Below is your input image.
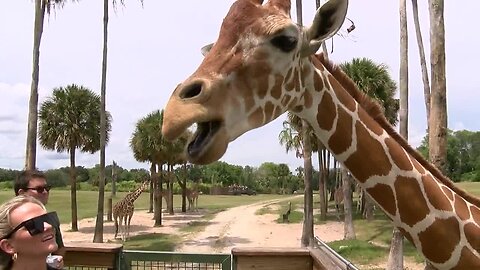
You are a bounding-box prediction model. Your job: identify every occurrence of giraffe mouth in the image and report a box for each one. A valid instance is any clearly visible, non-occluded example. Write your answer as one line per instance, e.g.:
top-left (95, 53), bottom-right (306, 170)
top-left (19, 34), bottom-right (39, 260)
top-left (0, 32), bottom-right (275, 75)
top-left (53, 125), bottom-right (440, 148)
top-left (187, 120), bottom-right (222, 159)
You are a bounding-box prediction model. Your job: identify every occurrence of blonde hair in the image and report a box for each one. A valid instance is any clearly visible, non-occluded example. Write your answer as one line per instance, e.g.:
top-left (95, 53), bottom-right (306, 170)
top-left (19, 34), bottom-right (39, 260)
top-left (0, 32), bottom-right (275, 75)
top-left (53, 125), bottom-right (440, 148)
top-left (0, 195), bottom-right (46, 269)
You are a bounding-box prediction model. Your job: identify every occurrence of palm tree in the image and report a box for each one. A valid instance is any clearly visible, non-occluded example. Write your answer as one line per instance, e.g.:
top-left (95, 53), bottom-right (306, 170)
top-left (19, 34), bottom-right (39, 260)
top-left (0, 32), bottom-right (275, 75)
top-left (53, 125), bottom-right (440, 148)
top-left (428, 0), bottom-right (447, 172)
top-left (387, 0), bottom-right (409, 268)
top-left (93, 0), bottom-right (144, 243)
top-left (26, 0), bottom-right (73, 170)
top-left (411, 0), bottom-right (431, 125)
top-left (39, 84), bottom-right (112, 231)
top-left (130, 110), bottom-right (165, 226)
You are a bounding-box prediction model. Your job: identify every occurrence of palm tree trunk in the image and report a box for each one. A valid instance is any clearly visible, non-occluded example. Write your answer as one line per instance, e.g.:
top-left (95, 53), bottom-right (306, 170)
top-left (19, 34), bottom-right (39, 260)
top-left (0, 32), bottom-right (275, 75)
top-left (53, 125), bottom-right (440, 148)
top-left (70, 147), bottom-right (78, 231)
top-left (428, 0), bottom-right (447, 173)
top-left (168, 165), bottom-right (174, 215)
top-left (182, 162), bottom-right (187, 213)
top-left (93, 0), bottom-right (109, 243)
top-left (301, 120), bottom-right (314, 247)
top-left (25, 0), bottom-right (46, 170)
top-left (387, 0), bottom-right (409, 267)
top-left (411, 0), bottom-right (431, 123)
top-left (342, 167), bottom-right (355, 240)
top-left (317, 143), bottom-right (327, 220)
top-left (149, 163), bottom-right (154, 213)
top-left (154, 164), bottom-right (162, 226)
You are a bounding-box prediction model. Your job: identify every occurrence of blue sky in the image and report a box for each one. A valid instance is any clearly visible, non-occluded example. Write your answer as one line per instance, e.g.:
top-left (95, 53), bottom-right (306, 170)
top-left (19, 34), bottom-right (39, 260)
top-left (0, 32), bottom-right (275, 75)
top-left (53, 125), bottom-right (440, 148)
top-left (1, 0), bottom-right (479, 171)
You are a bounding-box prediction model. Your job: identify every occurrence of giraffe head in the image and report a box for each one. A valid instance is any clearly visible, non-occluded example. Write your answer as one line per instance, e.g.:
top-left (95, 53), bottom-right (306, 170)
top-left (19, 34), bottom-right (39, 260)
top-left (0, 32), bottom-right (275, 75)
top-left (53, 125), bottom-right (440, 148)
top-left (162, 0), bottom-right (348, 164)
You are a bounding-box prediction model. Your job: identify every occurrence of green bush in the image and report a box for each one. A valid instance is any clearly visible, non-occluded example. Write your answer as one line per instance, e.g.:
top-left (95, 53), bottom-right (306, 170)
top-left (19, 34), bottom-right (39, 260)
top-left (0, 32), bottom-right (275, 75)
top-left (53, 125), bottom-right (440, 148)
top-left (0, 181), bottom-right (13, 191)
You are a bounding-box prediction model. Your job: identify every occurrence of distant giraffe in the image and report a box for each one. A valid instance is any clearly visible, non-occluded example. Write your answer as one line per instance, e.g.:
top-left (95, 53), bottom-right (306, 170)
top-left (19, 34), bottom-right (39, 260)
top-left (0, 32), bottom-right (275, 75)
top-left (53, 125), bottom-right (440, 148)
top-left (186, 187), bottom-right (199, 211)
top-left (113, 180), bottom-right (150, 241)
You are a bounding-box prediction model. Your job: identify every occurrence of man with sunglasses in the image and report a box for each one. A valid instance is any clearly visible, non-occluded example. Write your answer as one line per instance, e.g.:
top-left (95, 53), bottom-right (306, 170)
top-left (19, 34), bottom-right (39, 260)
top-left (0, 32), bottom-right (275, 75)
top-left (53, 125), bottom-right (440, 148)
top-left (14, 170), bottom-right (65, 257)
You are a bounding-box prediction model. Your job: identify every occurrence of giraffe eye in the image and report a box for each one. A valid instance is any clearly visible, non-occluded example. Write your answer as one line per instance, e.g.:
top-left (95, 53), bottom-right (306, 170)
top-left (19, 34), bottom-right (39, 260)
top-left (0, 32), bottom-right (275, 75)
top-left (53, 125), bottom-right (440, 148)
top-left (270, 35), bottom-right (298, 53)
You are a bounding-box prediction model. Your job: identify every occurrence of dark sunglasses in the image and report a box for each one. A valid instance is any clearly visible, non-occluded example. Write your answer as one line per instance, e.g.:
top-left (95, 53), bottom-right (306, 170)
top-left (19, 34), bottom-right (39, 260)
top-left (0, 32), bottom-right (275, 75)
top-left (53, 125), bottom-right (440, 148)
top-left (0, 212), bottom-right (59, 240)
top-left (25, 185), bottom-right (51, 193)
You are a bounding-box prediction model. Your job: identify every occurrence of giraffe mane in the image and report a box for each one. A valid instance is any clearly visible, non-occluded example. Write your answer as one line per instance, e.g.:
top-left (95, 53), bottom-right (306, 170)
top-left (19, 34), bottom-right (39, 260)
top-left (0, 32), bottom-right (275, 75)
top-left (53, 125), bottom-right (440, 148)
top-left (315, 53), bottom-right (480, 208)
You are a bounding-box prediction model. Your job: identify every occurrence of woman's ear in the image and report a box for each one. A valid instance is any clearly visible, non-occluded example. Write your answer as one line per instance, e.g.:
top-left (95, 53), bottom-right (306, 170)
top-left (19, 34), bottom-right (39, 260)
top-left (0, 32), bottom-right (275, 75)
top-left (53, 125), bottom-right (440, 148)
top-left (0, 239), bottom-right (15, 256)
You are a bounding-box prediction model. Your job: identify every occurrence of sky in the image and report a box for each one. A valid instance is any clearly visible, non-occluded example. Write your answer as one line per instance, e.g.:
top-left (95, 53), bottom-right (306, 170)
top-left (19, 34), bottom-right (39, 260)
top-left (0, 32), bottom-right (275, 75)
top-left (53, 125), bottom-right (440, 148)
top-left (1, 0), bottom-right (479, 172)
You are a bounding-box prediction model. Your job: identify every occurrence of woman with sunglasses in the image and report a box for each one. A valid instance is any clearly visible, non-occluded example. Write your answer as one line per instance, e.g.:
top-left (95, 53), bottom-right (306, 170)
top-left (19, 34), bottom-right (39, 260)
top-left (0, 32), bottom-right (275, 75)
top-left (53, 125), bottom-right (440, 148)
top-left (0, 195), bottom-right (61, 270)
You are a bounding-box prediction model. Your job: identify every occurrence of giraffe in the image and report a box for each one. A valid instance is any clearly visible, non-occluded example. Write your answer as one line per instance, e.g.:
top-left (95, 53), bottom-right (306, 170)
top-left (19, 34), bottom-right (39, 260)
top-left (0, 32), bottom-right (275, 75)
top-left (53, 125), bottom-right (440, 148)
top-left (186, 187), bottom-right (199, 211)
top-left (113, 179), bottom-right (150, 241)
top-left (161, 0), bottom-right (480, 268)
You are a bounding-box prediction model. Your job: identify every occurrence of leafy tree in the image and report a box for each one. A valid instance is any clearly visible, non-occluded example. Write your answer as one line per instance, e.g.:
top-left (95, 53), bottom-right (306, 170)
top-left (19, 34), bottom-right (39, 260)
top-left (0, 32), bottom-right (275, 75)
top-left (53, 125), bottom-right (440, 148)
top-left (130, 110), bottom-right (165, 225)
top-left (340, 58), bottom-right (399, 125)
top-left (39, 84), bottom-right (112, 231)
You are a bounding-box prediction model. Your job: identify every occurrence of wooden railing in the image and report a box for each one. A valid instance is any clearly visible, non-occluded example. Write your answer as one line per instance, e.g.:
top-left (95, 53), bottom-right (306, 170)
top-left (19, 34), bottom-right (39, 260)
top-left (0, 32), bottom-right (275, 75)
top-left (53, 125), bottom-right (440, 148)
top-left (64, 238), bottom-right (357, 270)
top-left (64, 242), bottom-right (123, 269)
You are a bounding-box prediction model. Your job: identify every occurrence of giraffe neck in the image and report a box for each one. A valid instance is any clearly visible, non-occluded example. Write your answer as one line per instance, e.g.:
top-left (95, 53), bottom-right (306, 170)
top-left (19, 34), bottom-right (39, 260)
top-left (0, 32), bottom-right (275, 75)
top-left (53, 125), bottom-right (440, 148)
top-left (126, 185), bottom-right (146, 203)
top-left (292, 54), bottom-right (480, 268)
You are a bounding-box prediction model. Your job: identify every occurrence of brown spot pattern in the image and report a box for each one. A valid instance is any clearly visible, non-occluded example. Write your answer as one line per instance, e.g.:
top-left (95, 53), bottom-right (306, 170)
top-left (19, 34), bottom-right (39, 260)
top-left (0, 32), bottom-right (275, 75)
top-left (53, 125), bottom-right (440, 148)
top-left (281, 95), bottom-right (291, 108)
top-left (328, 106), bottom-right (352, 155)
top-left (247, 107), bottom-right (264, 128)
top-left (328, 74), bottom-right (356, 112)
top-left (366, 184), bottom-right (396, 216)
top-left (317, 92), bottom-right (336, 131)
top-left (385, 138), bottom-right (413, 171)
top-left (422, 175), bottom-right (453, 212)
top-left (412, 159), bottom-right (426, 174)
top-left (419, 217), bottom-right (460, 264)
top-left (443, 186), bottom-right (455, 201)
top-left (244, 96), bottom-right (256, 112)
top-left (357, 106), bottom-right (384, 136)
top-left (397, 227), bottom-right (415, 247)
top-left (313, 71), bottom-right (324, 92)
top-left (395, 176), bottom-right (430, 227)
top-left (471, 206), bottom-right (480, 225)
top-left (273, 106), bottom-right (283, 119)
top-left (285, 68), bottom-right (293, 85)
top-left (451, 247), bottom-right (480, 270)
top-left (454, 195), bottom-right (470, 221)
top-left (344, 122), bottom-right (392, 183)
top-left (464, 223), bottom-right (480, 252)
top-left (286, 69), bottom-right (298, 91)
top-left (300, 63), bottom-right (311, 84)
top-left (303, 91), bottom-right (313, 109)
top-left (270, 75), bottom-right (284, 100)
top-left (264, 102), bottom-right (275, 123)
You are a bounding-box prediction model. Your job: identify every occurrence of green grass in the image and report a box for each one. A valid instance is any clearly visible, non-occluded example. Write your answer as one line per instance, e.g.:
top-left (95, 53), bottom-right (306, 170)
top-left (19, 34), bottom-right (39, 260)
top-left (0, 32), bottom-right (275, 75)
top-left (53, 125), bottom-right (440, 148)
top-left (120, 233), bottom-right (180, 251)
top-left (0, 190), bottom-right (288, 224)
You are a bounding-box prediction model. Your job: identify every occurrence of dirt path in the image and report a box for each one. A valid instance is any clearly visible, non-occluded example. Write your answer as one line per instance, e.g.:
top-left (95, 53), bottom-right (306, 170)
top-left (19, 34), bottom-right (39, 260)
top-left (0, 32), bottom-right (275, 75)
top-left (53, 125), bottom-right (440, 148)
top-left (61, 195), bottom-right (343, 249)
top-left (177, 196), bottom-right (343, 253)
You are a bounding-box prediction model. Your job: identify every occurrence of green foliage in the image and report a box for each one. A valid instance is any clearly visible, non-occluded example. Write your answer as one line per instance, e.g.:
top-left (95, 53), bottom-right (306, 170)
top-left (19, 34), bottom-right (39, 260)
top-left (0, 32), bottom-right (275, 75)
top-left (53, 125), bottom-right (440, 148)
top-left (44, 169), bottom-right (69, 187)
top-left (39, 84), bottom-right (112, 154)
top-left (417, 129), bottom-right (480, 181)
top-left (122, 233), bottom-right (179, 251)
top-left (0, 168), bottom-right (19, 182)
top-left (329, 240), bottom-right (387, 265)
top-left (340, 58), bottom-right (399, 125)
top-left (0, 181), bottom-right (13, 191)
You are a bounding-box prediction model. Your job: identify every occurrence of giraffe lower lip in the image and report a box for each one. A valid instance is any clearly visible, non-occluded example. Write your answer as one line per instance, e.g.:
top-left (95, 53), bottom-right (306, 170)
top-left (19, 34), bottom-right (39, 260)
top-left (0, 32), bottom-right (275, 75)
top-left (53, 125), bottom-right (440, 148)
top-left (188, 121), bottom-right (222, 158)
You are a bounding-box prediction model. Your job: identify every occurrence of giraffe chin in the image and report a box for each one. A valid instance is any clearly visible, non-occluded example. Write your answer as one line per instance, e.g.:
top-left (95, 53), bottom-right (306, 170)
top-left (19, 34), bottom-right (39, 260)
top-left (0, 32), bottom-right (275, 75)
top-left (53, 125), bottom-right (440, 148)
top-left (186, 121), bottom-right (229, 165)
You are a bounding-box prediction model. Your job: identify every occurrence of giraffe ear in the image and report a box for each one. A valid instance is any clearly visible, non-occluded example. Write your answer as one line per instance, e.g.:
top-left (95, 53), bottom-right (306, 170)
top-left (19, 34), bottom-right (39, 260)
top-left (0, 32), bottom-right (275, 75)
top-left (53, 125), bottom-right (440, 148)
top-left (302, 0), bottom-right (349, 56)
top-left (201, 43), bottom-right (214, 57)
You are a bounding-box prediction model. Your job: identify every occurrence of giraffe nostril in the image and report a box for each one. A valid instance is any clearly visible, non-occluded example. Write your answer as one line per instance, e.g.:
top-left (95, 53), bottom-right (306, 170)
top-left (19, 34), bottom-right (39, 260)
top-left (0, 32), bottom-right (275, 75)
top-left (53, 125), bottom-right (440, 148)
top-left (179, 81), bottom-right (203, 99)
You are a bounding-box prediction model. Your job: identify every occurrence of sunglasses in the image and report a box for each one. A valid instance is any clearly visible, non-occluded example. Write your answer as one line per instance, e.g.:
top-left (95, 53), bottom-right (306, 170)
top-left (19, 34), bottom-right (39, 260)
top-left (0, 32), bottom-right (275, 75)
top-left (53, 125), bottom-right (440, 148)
top-left (25, 185), bottom-right (51, 193)
top-left (0, 212), bottom-right (59, 240)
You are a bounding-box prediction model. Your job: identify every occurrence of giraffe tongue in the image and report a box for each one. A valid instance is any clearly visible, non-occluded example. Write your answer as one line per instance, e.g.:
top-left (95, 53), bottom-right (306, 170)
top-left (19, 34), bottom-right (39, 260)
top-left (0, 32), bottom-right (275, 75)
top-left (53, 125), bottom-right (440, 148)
top-left (188, 121), bottom-right (221, 158)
